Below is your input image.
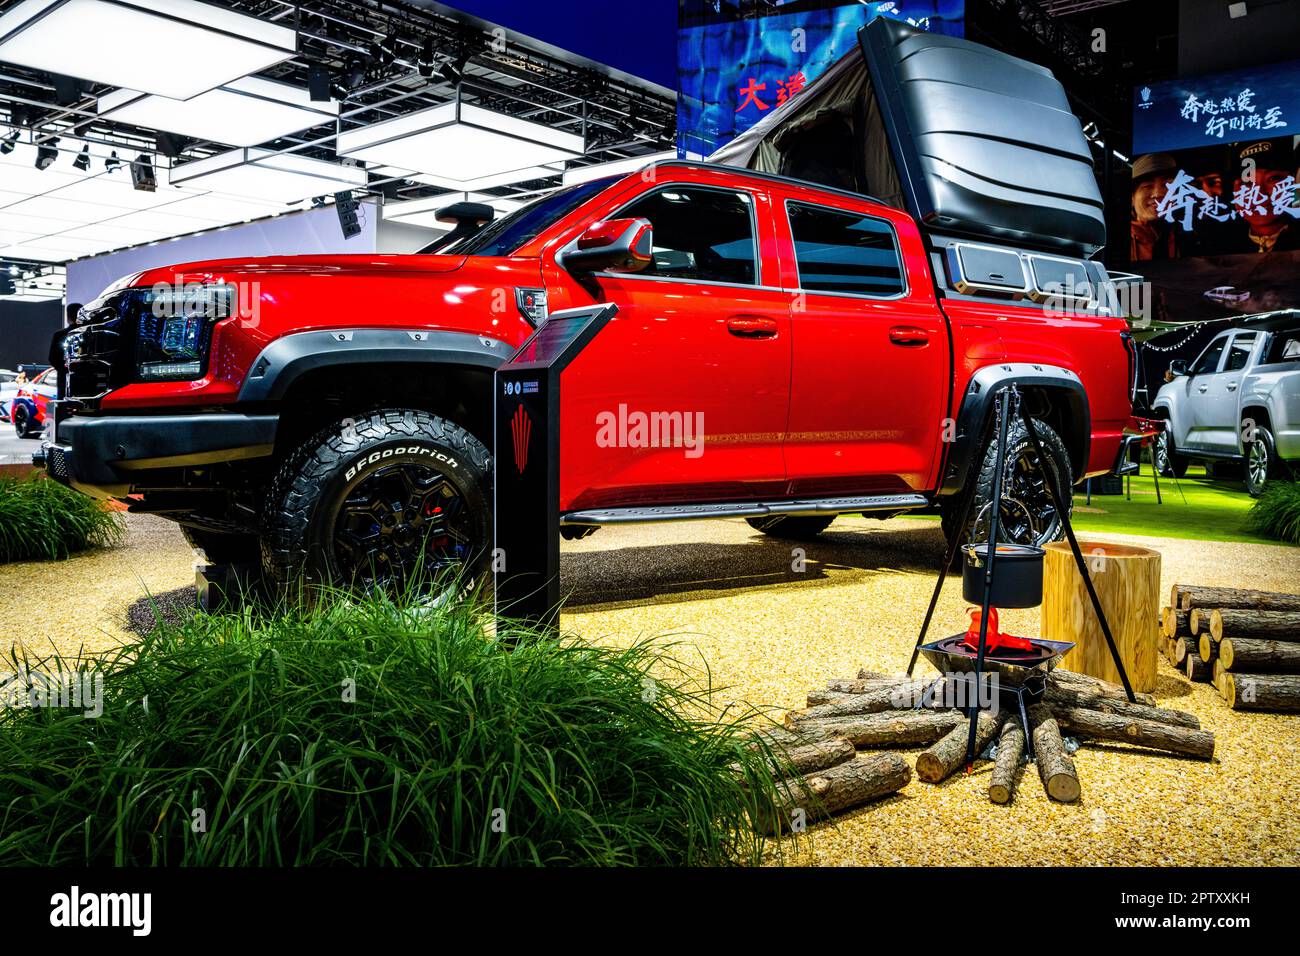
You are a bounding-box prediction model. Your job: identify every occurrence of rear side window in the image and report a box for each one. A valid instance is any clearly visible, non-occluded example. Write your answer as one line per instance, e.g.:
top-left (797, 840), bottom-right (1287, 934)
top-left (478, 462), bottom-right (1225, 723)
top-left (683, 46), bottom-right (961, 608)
top-left (1224, 333), bottom-right (1257, 372)
top-left (787, 202), bottom-right (905, 297)
top-left (1264, 329), bottom-right (1300, 365)
top-left (617, 186), bottom-right (757, 285)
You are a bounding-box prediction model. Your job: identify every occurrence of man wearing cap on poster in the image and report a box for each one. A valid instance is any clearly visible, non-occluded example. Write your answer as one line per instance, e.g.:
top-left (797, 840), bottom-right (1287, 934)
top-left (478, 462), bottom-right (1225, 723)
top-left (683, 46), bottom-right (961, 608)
top-left (1130, 153), bottom-right (1180, 260)
top-left (1233, 138), bottom-right (1300, 254)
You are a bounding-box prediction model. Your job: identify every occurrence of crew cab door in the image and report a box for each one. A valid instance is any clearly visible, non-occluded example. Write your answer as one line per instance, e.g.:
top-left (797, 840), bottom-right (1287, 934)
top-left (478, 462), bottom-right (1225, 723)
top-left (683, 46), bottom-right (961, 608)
top-left (1179, 333), bottom-right (1230, 451)
top-left (554, 181), bottom-right (792, 511)
top-left (1206, 331), bottom-right (1259, 452)
top-left (775, 195), bottom-right (948, 494)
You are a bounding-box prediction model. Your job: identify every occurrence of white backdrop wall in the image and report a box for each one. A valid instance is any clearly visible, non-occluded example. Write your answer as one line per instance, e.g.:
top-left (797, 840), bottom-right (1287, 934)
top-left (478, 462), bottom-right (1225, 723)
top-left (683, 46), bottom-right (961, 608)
top-left (66, 200), bottom-right (380, 305)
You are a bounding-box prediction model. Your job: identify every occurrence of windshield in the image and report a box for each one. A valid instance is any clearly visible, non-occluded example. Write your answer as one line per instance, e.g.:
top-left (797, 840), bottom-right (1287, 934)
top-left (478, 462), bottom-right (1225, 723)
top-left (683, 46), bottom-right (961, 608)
top-left (436, 177), bottom-right (616, 257)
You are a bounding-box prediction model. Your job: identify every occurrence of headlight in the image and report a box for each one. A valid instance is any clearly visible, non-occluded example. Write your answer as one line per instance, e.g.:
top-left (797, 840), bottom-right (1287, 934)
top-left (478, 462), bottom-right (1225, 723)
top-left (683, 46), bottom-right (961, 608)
top-left (133, 282), bottom-right (234, 381)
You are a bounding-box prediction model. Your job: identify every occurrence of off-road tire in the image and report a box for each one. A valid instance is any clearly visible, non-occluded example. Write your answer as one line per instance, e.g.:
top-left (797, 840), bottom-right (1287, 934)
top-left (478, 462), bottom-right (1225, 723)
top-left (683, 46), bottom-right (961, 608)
top-left (746, 515), bottom-right (835, 540)
top-left (941, 416), bottom-right (1073, 554)
top-left (260, 409), bottom-right (492, 591)
top-left (181, 526), bottom-right (260, 565)
top-left (1244, 425), bottom-right (1277, 498)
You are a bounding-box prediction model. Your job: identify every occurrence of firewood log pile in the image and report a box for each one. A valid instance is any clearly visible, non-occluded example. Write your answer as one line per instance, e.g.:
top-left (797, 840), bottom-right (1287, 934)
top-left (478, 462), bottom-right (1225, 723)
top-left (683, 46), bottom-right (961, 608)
top-left (1159, 585), bottom-right (1300, 713)
top-left (746, 666), bottom-right (1212, 833)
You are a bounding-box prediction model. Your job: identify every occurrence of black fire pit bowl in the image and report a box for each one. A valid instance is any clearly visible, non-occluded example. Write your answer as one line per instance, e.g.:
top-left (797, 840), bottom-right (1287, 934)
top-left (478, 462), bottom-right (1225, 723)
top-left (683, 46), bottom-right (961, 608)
top-left (961, 542), bottom-right (1045, 608)
top-left (920, 634), bottom-right (1075, 687)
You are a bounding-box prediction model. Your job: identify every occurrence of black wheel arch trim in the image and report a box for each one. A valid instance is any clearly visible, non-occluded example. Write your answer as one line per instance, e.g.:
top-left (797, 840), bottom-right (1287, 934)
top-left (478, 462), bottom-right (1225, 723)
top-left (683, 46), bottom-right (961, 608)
top-left (237, 328), bottom-right (509, 403)
top-left (939, 363), bottom-right (1090, 496)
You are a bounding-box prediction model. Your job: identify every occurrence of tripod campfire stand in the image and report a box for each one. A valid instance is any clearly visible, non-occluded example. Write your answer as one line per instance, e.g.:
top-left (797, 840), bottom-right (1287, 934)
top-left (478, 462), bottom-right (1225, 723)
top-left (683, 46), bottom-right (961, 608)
top-left (906, 385), bottom-right (1138, 768)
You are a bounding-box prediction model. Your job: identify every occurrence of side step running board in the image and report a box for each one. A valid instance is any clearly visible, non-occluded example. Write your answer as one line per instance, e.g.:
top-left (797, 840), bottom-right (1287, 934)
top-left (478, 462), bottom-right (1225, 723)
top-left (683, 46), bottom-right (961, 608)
top-left (562, 493), bottom-right (930, 526)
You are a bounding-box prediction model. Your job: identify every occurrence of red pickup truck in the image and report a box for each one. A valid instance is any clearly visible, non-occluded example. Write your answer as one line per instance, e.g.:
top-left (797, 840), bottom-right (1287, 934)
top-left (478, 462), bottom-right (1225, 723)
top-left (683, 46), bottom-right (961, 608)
top-left (40, 20), bottom-right (1136, 590)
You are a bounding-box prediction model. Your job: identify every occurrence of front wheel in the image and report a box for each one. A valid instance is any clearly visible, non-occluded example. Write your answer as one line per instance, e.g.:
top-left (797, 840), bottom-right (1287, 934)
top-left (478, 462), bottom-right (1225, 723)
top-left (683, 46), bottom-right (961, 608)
top-left (1244, 425), bottom-right (1277, 498)
top-left (12, 406), bottom-right (33, 438)
top-left (260, 409), bottom-right (493, 594)
top-left (942, 416), bottom-right (1073, 554)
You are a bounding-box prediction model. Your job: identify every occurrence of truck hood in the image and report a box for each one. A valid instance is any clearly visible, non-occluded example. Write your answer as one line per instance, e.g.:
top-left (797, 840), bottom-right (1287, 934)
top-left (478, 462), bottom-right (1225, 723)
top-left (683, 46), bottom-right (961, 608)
top-left (104, 254), bottom-right (468, 295)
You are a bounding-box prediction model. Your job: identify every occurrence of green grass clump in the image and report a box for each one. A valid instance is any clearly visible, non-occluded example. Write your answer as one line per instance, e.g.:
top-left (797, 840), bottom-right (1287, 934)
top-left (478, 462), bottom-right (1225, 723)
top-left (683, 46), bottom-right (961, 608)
top-left (0, 584), bottom-right (790, 866)
top-left (0, 474), bottom-right (124, 562)
top-left (1247, 481), bottom-right (1300, 544)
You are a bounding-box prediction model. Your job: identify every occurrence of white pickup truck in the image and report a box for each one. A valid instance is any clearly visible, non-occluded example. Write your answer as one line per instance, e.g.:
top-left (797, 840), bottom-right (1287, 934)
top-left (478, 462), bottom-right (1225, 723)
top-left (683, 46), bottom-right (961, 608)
top-left (1153, 320), bottom-right (1300, 496)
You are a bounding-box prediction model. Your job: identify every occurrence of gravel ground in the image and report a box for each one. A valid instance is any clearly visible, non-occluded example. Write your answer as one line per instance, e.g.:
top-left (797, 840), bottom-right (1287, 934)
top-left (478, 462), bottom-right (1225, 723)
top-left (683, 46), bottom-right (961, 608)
top-left (2, 511), bottom-right (1297, 866)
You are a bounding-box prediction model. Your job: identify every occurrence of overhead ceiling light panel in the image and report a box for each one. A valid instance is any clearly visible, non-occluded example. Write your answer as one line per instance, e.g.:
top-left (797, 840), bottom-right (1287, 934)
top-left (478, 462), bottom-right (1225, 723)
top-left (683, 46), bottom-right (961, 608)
top-left (383, 191), bottom-right (526, 230)
top-left (169, 148), bottom-right (367, 203)
top-left (0, 0), bottom-right (296, 100)
top-left (413, 163), bottom-right (565, 192)
top-left (98, 77), bottom-right (340, 149)
top-left (561, 150), bottom-right (677, 186)
top-left (337, 101), bottom-right (584, 180)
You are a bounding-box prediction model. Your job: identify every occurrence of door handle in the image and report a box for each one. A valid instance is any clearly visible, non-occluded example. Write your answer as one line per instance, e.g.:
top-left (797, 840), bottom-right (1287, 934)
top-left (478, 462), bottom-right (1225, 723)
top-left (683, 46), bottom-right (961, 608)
top-left (1198, 384), bottom-right (1209, 392)
top-left (1226, 382), bottom-right (1238, 391)
top-left (889, 326), bottom-right (930, 346)
top-left (726, 315), bottom-right (778, 338)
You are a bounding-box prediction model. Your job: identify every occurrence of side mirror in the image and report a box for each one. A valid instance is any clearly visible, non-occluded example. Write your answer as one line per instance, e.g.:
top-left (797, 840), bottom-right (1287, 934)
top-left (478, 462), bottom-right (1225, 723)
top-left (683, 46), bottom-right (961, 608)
top-left (562, 218), bottom-right (653, 275)
top-left (1168, 360), bottom-right (1188, 377)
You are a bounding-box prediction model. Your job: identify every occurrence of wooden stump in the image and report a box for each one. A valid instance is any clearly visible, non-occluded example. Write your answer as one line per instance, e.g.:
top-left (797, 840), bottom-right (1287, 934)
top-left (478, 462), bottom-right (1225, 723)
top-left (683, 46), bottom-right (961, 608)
top-left (989, 716), bottom-right (1026, 805)
top-left (1220, 638), bottom-right (1300, 673)
top-left (1210, 609), bottom-right (1300, 642)
top-left (1172, 585), bottom-right (1300, 613)
top-left (1045, 541), bottom-right (1161, 694)
top-left (1225, 673), bottom-right (1300, 712)
top-left (1028, 703), bottom-right (1081, 802)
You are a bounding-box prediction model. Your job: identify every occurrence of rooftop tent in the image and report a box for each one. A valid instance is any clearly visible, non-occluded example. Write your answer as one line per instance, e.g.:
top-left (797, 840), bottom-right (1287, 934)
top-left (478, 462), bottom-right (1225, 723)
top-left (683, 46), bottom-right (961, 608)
top-left (708, 18), bottom-right (1106, 259)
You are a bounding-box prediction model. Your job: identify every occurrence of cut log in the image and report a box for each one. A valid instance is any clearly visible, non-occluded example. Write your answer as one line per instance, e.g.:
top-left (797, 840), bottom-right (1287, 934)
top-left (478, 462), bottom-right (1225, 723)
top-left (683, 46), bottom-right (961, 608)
top-left (1053, 706), bottom-right (1215, 760)
top-left (1162, 606), bottom-right (1191, 639)
top-left (1173, 585), bottom-right (1300, 613)
top-left (1043, 686), bottom-right (1200, 729)
top-left (856, 669), bottom-right (888, 680)
top-left (1190, 608), bottom-right (1208, 636)
top-left (1214, 660), bottom-right (1228, 697)
top-left (1047, 668), bottom-right (1156, 706)
top-left (807, 689), bottom-right (852, 706)
top-left (827, 676), bottom-right (912, 695)
top-left (787, 680), bottom-right (950, 725)
top-left (772, 737), bottom-right (857, 778)
top-left (1220, 638), bottom-right (1300, 673)
top-left (759, 753), bottom-right (911, 833)
top-left (1198, 634), bottom-right (1218, 665)
top-left (1225, 673), bottom-right (1300, 712)
top-left (1175, 637), bottom-right (1198, 665)
top-left (1210, 608), bottom-right (1300, 643)
top-left (787, 710), bottom-right (964, 748)
top-left (746, 724), bottom-right (836, 751)
top-left (916, 711), bottom-right (1002, 784)
top-left (988, 716), bottom-right (1026, 804)
top-left (1028, 703), bottom-right (1081, 803)
top-left (1185, 652), bottom-right (1212, 683)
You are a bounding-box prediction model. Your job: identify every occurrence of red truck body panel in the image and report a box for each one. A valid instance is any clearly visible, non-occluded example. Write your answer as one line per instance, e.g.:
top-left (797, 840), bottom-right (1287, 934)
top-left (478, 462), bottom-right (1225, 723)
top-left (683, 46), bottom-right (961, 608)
top-left (85, 163), bottom-right (1129, 512)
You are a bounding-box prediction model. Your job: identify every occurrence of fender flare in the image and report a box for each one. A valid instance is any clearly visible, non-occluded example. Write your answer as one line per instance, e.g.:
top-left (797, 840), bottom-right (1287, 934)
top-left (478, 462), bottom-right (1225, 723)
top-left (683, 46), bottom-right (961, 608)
top-left (237, 327), bottom-right (510, 403)
top-left (939, 363), bottom-right (1090, 496)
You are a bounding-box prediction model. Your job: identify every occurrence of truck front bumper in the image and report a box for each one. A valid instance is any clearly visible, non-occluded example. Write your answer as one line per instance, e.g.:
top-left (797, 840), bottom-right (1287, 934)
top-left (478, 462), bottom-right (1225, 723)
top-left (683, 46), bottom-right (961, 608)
top-left (37, 410), bottom-right (278, 499)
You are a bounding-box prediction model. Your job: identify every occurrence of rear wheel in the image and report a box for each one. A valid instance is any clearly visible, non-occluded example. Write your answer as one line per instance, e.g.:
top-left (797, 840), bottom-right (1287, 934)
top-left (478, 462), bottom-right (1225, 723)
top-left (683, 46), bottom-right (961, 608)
top-left (745, 515), bottom-right (835, 540)
top-left (260, 409), bottom-right (492, 594)
top-left (1244, 425), bottom-right (1277, 498)
top-left (942, 416), bottom-right (1073, 554)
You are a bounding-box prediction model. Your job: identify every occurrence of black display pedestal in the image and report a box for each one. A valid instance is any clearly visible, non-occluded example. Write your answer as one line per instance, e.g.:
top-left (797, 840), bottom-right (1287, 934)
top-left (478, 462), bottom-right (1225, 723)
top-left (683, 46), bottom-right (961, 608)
top-left (493, 304), bottom-right (617, 633)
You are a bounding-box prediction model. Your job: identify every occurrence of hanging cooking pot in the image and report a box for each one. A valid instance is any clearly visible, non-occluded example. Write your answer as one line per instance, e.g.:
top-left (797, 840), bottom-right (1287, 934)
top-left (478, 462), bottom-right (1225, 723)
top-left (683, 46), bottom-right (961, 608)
top-left (962, 542), bottom-right (1045, 608)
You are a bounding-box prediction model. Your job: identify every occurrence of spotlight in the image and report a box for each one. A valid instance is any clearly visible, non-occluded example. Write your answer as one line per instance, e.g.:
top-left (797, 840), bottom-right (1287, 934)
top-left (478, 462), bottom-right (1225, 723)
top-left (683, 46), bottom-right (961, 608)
top-left (311, 195), bottom-right (326, 208)
top-left (417, 37), bottom-right (436, 78)
top-left (440, 53), bottom-right (469, 86)
top-left (0, 129), bottom-right (18, 155)
top-left (344, 59), bottom-right (366, 90)
top-left (335, 190), bottom-right (361, 239)
top-left (307, 66), bottom-right (332, 102)
top-left (155, 131), bottom-right (188, 159)
top-left (73, 143), bottom-right (90, 171)
top-left (130, 153), bottom-right (156, 192)
top-left (104, 150), bottom-right (122, 172)
top-left (35, 137), bottom-right (59, 170)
